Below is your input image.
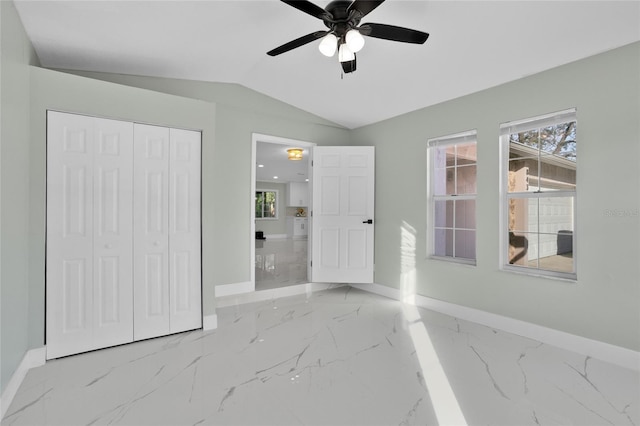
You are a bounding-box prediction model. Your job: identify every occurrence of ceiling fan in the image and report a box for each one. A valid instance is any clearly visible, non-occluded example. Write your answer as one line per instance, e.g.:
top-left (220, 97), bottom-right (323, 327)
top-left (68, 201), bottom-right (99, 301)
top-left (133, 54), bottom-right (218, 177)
top-left (267, 0), bottom-right (429, 74)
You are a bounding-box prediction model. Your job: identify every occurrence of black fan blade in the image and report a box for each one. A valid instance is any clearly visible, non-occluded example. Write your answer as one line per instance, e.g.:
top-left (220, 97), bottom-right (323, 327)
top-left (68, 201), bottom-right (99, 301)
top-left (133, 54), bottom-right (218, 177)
top-left (267, 31), bottom-right (328, 56)
top-left (341, 54), bottom-right (357, 74)
top-left (281, 0), bottom-right (330, 20)
top-left (359, 23), bottom-right (429, 44)
top-left (348, 0), bottom-right (385, 18)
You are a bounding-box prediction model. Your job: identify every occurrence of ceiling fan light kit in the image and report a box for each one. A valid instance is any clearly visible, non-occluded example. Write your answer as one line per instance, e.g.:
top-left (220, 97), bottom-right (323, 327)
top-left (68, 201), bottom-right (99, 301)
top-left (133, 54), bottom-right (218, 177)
top-left (267, 0), bottom-right (429, 74)
top-left (319, 33), bottom-right (338, 57)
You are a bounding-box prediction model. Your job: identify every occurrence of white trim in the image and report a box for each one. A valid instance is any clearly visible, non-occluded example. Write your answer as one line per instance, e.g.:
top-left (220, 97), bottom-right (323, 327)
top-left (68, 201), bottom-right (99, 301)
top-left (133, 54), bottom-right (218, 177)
top-left (427, 129), bottom-right (477, 147)
top-left (203, 314), bottom-right (218, 331)
top-left (214, 281), bottom-right (253, 298)
top-left (216, 283), bottom-right (345, 308)
top-left (1, 347), bottom-right (46, 419)
top-left (350, 283), bottom-right (639, 372)
top-left (500, 108), bottom-right (577, 135)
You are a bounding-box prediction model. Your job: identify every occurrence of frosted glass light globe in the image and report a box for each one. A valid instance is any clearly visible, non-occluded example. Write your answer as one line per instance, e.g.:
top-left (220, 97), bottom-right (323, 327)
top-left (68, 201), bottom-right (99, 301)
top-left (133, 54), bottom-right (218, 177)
top-left (345, 29), bottom-right (365, 53)
top-left (318, 33), bottom-right (338, 57)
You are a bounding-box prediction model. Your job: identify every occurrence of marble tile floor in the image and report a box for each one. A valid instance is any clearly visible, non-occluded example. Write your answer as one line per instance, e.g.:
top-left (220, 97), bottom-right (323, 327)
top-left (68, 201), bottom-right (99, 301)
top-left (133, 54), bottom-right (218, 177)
top-left (255, 238), bottom-right (308, 292)
top-left (2, 286), bottom-right (638, 426)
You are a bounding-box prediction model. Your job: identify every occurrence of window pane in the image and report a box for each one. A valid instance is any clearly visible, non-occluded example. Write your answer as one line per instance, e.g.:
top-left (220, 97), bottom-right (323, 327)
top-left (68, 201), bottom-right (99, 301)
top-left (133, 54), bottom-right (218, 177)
top-left (508, 157), bottom-right (537, 192)
top-left (433, 168), bottom-right (455, 196)
top-left (509, 129), bottom-right (540, 151)
top-left (434, 228), bottom-right (454, 257)
top-left (456, 165), bottom-right (476, 194)
top-left (539, 122), bottom-right (576, 161)
top-left (536, 232), bottom-right (574, 273)
top-left (455, 200), bottom-right (476, 230)
top-left (507, 197), bottom-right (538, 233)
top-left (508, 231), bottom-right (533, 266)
top-left (434, 200), bottom-right (453, 228)
top-left (538, 158), bottom-right (576, 191)
top-left (434, 146), bottom-right (456, 168)
top-left (255, 192), bottom-right (264, 218)
top-left (455, 230), bottom-right (476, 260)
top-left (456, 143), bottom-right (477, 165)
top-left (538, 197), bottom-right (574, 233)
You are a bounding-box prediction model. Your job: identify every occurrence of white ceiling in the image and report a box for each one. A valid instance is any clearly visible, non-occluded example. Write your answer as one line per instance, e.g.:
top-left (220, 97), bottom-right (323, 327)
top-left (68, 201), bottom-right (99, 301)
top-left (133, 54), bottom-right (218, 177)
top-left (14, 1), bottom-right (640, 129)
top-left (256, 142), bottom-right (310, 183)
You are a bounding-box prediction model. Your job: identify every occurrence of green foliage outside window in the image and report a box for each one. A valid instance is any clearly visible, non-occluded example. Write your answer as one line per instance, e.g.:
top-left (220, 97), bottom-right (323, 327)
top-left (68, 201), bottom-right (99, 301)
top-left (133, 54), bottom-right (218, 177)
top-left (256, 190), bottom-right (277, 218)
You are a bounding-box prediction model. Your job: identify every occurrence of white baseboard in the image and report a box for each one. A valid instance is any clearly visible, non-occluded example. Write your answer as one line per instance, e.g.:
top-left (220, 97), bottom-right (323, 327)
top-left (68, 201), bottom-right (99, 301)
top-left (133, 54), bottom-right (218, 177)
top-left (203, 314), bottom-right (218, 331)
top-left (216, 283), bottom-right (345, 308)
top-left (351, 283), bottom-right (640, 372)
top-left (214, 281), bottom-right (253, 298)
top-left (1, 347), bottom-right (46, 419)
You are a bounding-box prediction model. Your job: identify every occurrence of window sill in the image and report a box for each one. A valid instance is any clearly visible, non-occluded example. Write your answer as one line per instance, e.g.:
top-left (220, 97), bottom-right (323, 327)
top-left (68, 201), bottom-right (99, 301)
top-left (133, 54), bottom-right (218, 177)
top-left (428, 255), bottom-right (476, 267)
top-left (501, 265), bottom-right (577, 283)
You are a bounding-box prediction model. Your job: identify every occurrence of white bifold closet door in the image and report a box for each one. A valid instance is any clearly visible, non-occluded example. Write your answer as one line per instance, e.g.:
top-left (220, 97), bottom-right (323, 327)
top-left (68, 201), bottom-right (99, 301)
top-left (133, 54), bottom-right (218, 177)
top-left (47, 112), bottom-right (135, 359)
top-left (47, 112), bottom-right (201, 359)
top-left (133, 124), bottom-right (202, 340)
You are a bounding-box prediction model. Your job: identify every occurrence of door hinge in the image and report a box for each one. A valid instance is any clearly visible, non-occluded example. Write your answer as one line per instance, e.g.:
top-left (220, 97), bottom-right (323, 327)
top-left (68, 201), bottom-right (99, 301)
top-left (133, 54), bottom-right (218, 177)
top-left (310, 261), bottom-right (313, 267)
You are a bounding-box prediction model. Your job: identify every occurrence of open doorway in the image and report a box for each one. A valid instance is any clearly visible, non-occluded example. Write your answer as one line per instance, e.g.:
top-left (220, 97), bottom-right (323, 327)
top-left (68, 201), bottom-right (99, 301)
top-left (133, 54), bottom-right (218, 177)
top-left (251, 134), bottom-right (314, 292)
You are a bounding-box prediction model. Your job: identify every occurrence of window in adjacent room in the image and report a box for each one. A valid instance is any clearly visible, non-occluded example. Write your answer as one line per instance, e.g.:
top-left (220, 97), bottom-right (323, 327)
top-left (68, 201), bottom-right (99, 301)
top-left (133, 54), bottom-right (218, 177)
top-left (255, 190), bottom-right (278, 219)
top-left (427, 130), bottom-right (477, 264)
top-left (500, 108), bottom-right (577, 279)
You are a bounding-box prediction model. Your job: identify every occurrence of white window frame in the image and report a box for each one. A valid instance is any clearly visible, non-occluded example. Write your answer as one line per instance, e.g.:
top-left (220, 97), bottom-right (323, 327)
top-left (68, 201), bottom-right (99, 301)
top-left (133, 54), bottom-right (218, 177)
top-left (427, 130), bottom-right (477, 265)
top-left (255, 189), bottom-right (279, 220)
top-left (499, 108), bottom-right (577, 280)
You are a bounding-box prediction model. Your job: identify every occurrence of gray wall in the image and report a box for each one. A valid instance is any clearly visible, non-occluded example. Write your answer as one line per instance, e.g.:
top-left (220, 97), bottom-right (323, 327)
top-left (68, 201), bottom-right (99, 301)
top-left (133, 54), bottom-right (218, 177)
top-left (255, 181), bottom-right (287, 236)
top-left (0, 0), bottom-right (39, 395)
top-left (28, 67), bottom-right (217, 350)
top-left (57, 70), bottom-right (352, 288)
top-left (2, 45), bottom-right (352, 398)
top-left (350, 42), bottom-right (640, 351)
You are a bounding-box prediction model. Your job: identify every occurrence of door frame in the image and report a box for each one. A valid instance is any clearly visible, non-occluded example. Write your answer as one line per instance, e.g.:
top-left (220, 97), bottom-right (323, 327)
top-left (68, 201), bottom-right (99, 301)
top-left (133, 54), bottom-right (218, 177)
top-left (250, 133), bottom-right (315, 293)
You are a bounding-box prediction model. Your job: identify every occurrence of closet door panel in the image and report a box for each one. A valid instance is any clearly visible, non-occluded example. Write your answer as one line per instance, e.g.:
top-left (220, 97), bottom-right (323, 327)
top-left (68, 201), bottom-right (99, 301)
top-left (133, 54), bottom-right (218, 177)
top-left (133, 124), bottom-right (170, 340)
top-left (93, 118), bottom-right (134, 347)
top-left (169, 129), bottom-right (202, 333)
top-left (47, 112), bottom-right (96, 359)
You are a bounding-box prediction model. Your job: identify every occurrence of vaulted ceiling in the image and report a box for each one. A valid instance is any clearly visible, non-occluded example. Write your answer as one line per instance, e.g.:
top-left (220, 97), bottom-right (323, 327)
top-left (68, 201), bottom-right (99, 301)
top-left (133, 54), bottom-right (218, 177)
top-left (14, 1), bottom-right (640, 129)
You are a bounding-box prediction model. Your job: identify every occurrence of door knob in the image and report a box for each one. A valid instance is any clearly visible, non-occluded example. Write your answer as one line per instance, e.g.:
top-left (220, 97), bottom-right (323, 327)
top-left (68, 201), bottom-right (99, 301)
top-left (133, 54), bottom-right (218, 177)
top-left (362, 219), bottom-right (373, 224)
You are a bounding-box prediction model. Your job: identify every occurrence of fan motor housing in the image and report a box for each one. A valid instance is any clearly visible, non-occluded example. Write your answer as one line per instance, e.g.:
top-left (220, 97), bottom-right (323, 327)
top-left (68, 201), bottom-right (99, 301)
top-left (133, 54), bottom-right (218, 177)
top-left (323, 0), bottom-right (362, 32)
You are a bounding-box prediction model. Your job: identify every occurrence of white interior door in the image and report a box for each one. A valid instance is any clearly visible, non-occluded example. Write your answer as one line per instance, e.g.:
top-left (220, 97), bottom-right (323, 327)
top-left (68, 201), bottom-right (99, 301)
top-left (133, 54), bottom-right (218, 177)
top-left (92, 117), bottom-right (134, 348)
top-left (311, 146), bottom-right (375, 283)
top-left (46, 112), bottom-right (134, 359)
top-left (168, 128), bottom-right (202, 333)
top-left (133, 124), bottom-right (170, 340)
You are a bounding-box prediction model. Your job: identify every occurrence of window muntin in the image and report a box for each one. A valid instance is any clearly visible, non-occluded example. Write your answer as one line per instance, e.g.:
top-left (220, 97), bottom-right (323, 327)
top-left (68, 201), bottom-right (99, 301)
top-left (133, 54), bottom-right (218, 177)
top-left (501, 109), bottom-right (577, 278)
top-left (255, 190), bottom-right (278, 219)
top-left (428, 132), bottom-right (477, 264)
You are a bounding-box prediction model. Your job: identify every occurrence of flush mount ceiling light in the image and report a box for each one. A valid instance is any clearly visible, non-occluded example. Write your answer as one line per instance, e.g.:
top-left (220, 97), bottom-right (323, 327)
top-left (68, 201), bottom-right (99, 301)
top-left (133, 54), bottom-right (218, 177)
top-left (287, 148), bottom-right (304, 161)
top-left (267, 0), bottom-right (429, 74)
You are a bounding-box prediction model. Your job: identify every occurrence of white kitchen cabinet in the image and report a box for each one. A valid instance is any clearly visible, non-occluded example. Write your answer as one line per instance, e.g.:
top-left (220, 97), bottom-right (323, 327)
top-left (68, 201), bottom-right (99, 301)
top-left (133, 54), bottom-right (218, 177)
top-left (46, 111), bottom-right (201, 359)
top-left (287, 182), bottom-right (308, 206)
top-left (287, 217), bottom-right (308, 239)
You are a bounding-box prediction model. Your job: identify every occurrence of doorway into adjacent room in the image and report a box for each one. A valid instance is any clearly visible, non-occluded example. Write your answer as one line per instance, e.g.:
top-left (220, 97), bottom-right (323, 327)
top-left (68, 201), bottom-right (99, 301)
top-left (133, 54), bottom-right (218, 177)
top-left (253, 136), bottom-right (314, 292)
